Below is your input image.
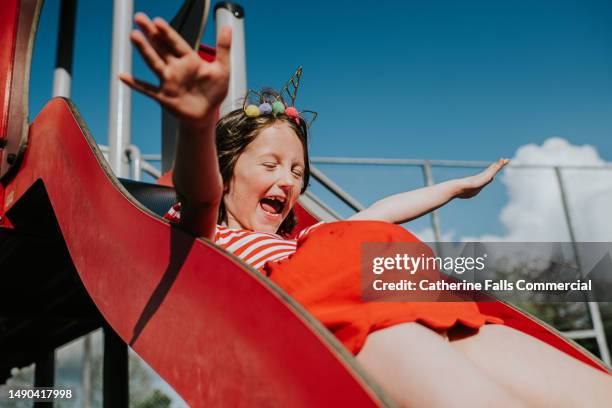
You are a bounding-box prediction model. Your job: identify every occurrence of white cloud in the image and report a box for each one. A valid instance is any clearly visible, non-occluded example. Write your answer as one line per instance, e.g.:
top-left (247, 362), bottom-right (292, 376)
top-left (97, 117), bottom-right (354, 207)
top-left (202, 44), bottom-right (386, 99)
top-left (461, 137), bottom-right (612, 242)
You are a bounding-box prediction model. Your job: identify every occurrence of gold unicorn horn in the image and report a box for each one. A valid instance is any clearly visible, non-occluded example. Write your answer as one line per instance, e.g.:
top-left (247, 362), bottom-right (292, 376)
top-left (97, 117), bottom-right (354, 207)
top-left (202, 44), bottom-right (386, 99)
top-left (282, 66), bottom-right (303, 107)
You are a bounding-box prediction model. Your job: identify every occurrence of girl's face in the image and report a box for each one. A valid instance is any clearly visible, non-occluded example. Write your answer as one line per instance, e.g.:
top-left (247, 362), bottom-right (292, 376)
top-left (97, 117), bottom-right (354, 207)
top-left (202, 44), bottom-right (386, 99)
top-left (223, 121), bottom-right (305, 234)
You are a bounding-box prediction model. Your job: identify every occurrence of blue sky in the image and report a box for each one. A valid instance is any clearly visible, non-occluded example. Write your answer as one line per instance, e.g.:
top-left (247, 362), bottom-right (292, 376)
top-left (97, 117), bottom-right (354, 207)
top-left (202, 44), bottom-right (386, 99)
top-left (28, 0), bottom-right (612, 237)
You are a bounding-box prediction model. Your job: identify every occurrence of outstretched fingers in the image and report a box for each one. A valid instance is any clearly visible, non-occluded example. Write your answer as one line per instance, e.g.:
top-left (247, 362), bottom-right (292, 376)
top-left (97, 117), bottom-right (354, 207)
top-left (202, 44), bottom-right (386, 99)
top-left (134, 13), bottom-right (172, 61)
top-left (479, 158), bottom-right (509, 184)
top-left (153, 17), bottom-right (194, 57)
top-left (491, 158), bottom-right (509, 174)
top-left (130, 30), bottom-right (166, 76)
top-left (118, 73), bottom-right (162, 101)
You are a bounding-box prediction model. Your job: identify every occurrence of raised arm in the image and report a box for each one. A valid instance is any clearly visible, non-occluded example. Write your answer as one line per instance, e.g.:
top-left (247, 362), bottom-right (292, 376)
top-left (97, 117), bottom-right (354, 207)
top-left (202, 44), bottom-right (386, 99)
top-left (348, 158), bottom-right (509, 224)
top-left (119, 13), bottom-right (232, 239)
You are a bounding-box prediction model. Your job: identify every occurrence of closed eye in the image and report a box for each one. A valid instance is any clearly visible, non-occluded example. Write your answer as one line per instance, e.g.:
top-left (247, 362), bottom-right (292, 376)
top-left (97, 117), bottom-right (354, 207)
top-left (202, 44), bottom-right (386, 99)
top-left (262, 162), bottom-right (277, 170)
top-left (292, 165), bottom-right (304, 178)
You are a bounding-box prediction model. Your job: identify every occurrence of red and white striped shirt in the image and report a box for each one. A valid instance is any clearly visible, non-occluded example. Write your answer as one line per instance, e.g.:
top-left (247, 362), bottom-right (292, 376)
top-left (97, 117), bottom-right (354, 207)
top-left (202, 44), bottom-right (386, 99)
top-left (164, 203), bottom-right (322, 271)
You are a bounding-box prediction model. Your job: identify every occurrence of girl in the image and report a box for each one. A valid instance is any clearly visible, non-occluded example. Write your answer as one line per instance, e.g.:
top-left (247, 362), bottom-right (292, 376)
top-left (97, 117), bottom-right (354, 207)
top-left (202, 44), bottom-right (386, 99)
top-left (120, 13), bottom-right (612, 407)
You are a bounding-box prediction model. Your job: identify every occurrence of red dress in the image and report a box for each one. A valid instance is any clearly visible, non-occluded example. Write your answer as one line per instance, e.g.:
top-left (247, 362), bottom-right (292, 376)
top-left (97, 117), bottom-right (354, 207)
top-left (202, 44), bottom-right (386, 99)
top-left (264, 221), bottom-right (503, 355)
top-left (165, 205), bottom-right (502, 355)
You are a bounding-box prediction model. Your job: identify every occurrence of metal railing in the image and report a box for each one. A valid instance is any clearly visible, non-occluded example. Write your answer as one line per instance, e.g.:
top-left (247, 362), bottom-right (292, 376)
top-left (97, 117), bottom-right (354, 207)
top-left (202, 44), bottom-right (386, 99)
top-left (99, 145), bottom-right (161, 180)
top-left (109, 147), bottom-right (612, 365)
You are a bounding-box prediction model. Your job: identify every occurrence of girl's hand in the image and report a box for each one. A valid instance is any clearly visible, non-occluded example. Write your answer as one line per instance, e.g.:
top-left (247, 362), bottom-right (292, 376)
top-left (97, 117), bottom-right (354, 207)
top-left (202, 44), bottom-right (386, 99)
top-left (455, 158), bottom-right (509, 199)
top-left (119, 13), bottom-right (231, 125)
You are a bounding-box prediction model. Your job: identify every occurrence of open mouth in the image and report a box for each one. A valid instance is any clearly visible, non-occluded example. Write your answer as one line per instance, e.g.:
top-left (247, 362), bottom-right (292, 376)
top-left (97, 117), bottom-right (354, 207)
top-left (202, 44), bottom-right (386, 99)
top-left (259, 196), bottom-right (286, 217)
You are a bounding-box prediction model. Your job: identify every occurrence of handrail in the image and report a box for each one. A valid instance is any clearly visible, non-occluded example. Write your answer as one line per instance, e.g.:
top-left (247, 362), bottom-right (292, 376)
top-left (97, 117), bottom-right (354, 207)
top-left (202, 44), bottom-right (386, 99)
top-left (311, 156), bottom-right (612, 170)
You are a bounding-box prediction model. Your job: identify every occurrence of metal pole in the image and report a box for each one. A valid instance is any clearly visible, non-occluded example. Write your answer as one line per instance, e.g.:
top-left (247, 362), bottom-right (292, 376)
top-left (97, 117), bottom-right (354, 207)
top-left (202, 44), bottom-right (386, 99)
top-left (311, 156), bottom-right (612, 170)
top-left (103, 326), bottom-right (128, 408)
top-left (300, 191), bottom-right (343, 222)
top-left (33, 351), bottom-right (55, 408)
top-left (310, 165), bottom-right (366, 212)
top-left (52, 0), bottom-right (77, 98)
top-left (126, 144), bottom-right (142, 181)
top-left (141, 161), bottom-right (162, 179)
top-left (555, 167), bottom-right (611, 364)
top-left (82, 335), bottom-right (92, 408)
top-left (215, 3), bottom-right (246, 115)
top-left (108, 0), bottom-right (133, 177)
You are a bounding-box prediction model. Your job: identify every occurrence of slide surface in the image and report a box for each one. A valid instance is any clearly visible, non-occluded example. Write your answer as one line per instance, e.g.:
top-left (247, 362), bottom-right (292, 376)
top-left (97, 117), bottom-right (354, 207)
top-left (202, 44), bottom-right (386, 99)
top-left (2, 98), bottom-right (390, 407)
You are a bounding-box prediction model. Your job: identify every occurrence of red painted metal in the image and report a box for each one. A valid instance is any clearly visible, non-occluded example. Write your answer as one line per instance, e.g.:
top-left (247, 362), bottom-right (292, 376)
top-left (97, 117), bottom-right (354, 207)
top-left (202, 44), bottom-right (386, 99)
top-left (156, 170), bottom-right (173, 187)
top-left (0, 0), bottom-right (19, 172)
top-left (0, 0), bottom-right (41, 180)
top-left (4, 98), bottom-right (388, 406)
top-left (291, 201), bottom-right (320, 239)
top-left (0, 182), bottom-right (4, 223)
top-left (198, 44), bottom-right (216, 62)
top-left (0, 210), bottom-right (14, 229)
top-left (0, 0), bottom-right (42, 228)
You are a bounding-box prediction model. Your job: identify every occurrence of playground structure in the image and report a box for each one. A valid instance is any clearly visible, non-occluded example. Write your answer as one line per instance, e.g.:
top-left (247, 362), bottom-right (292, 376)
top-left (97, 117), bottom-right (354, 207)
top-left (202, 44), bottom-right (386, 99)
top-left (1, 0), bottom-right (610, 406)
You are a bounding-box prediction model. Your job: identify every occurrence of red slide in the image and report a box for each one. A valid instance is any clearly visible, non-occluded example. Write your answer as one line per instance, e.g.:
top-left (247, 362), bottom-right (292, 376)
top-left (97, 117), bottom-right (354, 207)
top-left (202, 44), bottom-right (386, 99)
top-left (3, 96), bottom-right (393, 406)
top-left (0, 0), bottom-right (608, 407)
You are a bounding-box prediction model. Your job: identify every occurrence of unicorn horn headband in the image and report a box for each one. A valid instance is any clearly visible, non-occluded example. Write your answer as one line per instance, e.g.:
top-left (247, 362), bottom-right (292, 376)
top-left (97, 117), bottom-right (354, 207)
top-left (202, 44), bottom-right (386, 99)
top-left (243, 66), bottom-right (317, 127)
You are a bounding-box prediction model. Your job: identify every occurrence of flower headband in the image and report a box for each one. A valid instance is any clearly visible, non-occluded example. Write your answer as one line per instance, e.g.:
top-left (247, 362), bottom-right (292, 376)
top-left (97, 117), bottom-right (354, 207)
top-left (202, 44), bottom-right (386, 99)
top-left (242, 66), bottom-right (317, 127)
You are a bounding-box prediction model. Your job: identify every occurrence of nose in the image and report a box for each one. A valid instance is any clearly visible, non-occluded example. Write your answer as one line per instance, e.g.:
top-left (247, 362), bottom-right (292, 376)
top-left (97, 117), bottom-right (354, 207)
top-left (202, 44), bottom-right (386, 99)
top-left (277, 168), bottom-right (296, 189)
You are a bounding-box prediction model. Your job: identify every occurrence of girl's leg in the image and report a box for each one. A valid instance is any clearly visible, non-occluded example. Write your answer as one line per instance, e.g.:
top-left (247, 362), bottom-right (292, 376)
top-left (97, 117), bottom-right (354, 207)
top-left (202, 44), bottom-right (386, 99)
top-left (355, 322), bottom-right (525, 408)
top-left (450, 324), bottom-right (612, 407)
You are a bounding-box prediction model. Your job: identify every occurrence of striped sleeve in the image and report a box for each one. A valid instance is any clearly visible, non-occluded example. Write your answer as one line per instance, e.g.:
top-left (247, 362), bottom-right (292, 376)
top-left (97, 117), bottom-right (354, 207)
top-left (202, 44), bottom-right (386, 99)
top-left (162, 209), bottom-right (310, 272)
top-left (163, 202), bottom-right (181, 222)
top-left (297, 221), bottom-right (325, 239)
top-left (214, 226), bottom-right (297, 272)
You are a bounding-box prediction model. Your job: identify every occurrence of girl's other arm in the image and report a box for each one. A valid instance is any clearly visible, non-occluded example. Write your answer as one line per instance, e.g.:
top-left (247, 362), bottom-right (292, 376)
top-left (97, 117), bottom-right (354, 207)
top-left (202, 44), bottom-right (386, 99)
top-left (348, 159), bottom-right (509, 224)
top-left (119, 13), bottom-right (231, 239)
